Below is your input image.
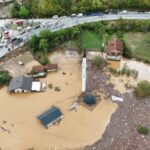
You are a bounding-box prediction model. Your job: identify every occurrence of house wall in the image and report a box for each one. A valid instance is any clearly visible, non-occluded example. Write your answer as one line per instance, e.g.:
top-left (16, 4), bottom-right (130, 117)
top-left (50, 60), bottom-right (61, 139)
top-left (15, 88), bottom-right (30, 93)
top-left (106, 55), bottom-right (122, 61)
top-left (46, 116), bottom-right (63, 128)
top-left (47, 69), bottom-right (57, 72)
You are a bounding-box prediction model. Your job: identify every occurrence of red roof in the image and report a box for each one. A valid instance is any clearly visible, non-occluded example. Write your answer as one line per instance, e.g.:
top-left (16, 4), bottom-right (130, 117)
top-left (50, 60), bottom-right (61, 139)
top-left (46, 64), bottom-right (58, 70)
top-left (106, 39), bottom-right (123, 54)
top-left (33, 65), bottom-right (45, 73)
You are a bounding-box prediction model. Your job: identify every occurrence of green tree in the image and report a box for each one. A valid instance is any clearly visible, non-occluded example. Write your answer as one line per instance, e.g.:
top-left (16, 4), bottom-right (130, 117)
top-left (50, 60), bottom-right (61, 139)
top-left (29, 35), bottom-right (40, 53)
top-left (19, 6), bottom-right (30, 18)
top-left (11, 1), bottom-right (20, 17)
top-left (38, 52), bottom-right (50, 65)
top-left (39, 39), bottom-right (49, 52)
top-left (0, 71), bottom-right (11, 87)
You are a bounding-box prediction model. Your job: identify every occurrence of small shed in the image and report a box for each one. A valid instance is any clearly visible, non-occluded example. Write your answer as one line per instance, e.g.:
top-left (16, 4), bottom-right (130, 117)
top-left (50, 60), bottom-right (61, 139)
top-left (83, 95), bottom-right (96, 106)
top-left (38, 106), bottom-right (63, 128)
top-left (32, 65), bottom-right (46, 77)
top-left (46, 64), bottom-right (58, 72)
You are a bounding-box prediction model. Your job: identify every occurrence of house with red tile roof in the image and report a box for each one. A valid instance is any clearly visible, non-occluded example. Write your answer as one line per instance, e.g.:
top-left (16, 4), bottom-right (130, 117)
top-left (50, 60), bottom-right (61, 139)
top-left (105, 39), bottom-right (123, 61)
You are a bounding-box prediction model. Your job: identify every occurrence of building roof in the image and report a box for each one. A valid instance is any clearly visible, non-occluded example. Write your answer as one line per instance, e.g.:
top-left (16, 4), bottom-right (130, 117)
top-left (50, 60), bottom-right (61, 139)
top-left (8, 76), bottom-right (33, 92)
top-left (46, 64), bottom-right (58, 70)
top-left (84, 95), bottom-right (96, 106)
top-left (33, 65), bottom-right (45, 73)
top-left (38, 106), bottom-right (63, 127)
top-left (106, 39), bottom-right (123, 54)
top-left (31, 81), bottom-right (41, 92)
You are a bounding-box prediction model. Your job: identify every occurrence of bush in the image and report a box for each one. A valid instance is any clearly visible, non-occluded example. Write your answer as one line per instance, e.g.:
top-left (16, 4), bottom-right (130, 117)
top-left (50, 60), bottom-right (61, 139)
top-left (19, 6), bottom-right (30, 18)
top-left (0, 71), bottom-right (11, 87)
top-left (137, 125), bottom-right (149, 135)
top-left (120, 64), bottom-right (138, 78)
top-left (135, 80), bottom-right (150, 97)
top-left (92, 56), bottom-right (105, 68)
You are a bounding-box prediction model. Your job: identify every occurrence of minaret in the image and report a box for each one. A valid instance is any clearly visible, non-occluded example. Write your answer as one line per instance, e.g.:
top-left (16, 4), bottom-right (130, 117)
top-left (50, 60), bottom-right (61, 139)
top-left (82, 49), bottom-right (87, 93)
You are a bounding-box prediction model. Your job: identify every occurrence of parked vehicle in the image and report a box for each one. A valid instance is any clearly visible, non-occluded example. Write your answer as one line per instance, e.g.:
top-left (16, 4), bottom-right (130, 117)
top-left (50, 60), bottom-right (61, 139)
top-left (77, 13), bottom-right (83, 17)
top-left (111, 10), bottom-right (118, 14)
top-left (33, 25), bottom-right (41, 30)
top-left (120, 10), bottom-right (128, 14)
top-left (52, 15), bottom-right (58, 19)
top-left (71, 14), bottom-right (76, 17)
top-left (85, 12), bottom-right (100, 16)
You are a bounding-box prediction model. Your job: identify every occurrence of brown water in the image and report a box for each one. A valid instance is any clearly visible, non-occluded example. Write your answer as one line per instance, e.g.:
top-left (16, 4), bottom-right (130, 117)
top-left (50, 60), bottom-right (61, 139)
top-left (0, 52), bottom-right (117, 149)
top-left (107, 60), bottom-right (120, 69)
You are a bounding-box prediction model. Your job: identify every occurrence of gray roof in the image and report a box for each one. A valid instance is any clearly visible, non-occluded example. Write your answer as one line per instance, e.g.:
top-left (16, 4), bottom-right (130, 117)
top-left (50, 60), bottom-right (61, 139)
top-left (8, 76), bottom-right (33, 92)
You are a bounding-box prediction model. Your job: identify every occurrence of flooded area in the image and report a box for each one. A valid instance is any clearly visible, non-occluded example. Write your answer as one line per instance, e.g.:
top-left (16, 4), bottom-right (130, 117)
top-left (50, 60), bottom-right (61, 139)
top-left (0, 51), bottom-right (117, 149)
top-left (107, 60), bottom-right (120, 69)
top-left (106, 58), bottom-right (150, 93)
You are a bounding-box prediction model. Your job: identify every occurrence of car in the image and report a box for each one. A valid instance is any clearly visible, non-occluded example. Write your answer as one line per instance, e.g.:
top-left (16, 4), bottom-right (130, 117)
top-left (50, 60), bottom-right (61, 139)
top-left (103, 9), bottom-right (109, 14)
top-left (52, 15), bottom-right (58, 19)
top-left (20, 31), bottom-right (26, 35)
top-left (85, 12), bottom-right (100, 16)
top-left (111, 10), bottom-right (118, 14)
top-left (11, 38), bottom-right (17, 43)
top-left (33, 25), bottom-right (41, 30)
top-left (120, 10), bottom-right (128, 14)
top-left (77, 13), bottom-right (83, 17)
top-left (71, 14), bottom-right (76, 17)
top-left (138, 10), bottom-right (145, 13)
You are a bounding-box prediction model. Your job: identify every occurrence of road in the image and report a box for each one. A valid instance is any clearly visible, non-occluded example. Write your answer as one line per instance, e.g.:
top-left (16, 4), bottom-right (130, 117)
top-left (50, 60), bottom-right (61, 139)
top-left (1, 12), bottom-right (150, 58)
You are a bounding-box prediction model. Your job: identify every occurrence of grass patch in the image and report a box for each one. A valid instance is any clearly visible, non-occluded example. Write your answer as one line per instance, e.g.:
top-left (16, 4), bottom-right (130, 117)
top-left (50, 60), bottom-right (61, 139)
top-left (81, 31), bottom-right (100, 49)
top-left (64, 31), bottom-right (101, 50)
top-left (137, 125), bottom-right (149, 135)
top-left (123, 32), bottom-right (150, 62)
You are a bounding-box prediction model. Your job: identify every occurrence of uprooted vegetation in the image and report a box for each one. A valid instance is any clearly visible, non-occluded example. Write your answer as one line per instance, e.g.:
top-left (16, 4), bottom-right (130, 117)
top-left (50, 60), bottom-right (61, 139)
top-left (108, 64), bottom-right (138, 79)
top-left (92, 56), bottom-right (106, 68)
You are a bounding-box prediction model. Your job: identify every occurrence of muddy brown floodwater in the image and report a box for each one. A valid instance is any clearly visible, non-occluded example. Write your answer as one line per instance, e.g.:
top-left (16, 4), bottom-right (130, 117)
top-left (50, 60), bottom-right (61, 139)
top-left (0, 51), bottom-right (117, 150)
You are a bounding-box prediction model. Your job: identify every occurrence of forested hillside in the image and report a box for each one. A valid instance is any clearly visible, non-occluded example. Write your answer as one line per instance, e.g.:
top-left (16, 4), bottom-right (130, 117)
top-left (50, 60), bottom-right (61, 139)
top-left (12, 0), bottom-right (150, 18)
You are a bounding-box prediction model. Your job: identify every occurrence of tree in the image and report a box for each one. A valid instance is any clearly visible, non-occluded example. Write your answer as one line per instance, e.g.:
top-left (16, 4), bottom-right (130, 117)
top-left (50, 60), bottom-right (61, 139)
top-left (0, 71), bottom-right (11, 87)
top-left (39, 39), bottom-right (49, 52)
top-left (11, 1), bottom-right (20, 17)
top-left (39, 30), bottom-right (52, 40)
top-left (29, 35), bottom-right (40, 53)
top-left (19, 6), bottom-right (30, 18)
top-left (38, 52), bottom-right (50, 65)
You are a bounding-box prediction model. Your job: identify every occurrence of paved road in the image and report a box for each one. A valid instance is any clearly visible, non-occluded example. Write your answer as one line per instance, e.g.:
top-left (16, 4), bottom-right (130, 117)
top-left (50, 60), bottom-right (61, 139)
top-left (1, 12), bottom-right (150, 58)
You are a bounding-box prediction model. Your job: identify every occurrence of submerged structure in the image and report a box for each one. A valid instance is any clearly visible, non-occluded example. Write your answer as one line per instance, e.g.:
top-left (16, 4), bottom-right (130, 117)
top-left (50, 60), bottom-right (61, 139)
top-left (8, 76), bottom-right (46, 93)
top-left (38, 106), bottom-right (63, 128)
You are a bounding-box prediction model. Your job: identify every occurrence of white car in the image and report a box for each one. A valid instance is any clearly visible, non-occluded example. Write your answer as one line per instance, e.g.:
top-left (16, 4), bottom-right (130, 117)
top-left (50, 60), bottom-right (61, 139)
top-left (77, 13), bottom-right (83, 17)
top-left (71, 14), bottom-right (76, 17)
top-left (120, 10), bottom-right (128, 14)
top-left (52, 15), bottom-right (58, 19)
